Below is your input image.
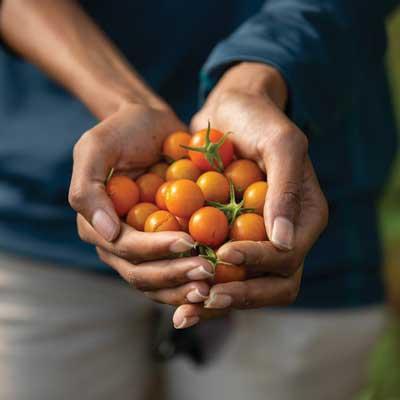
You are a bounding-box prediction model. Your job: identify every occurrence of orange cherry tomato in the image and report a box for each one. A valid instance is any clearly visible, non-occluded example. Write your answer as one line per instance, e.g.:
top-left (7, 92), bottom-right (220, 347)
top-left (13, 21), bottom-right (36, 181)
top-left (224, 159), bottom-right (264, 195)
top-left (188, 128), bottom-right (234, 171)
top-left (243, 181), bottom-right (268, 215)
top-left (155, 182), bottom-right (170, 210)
top-left (165, 179), bottom-right (204, 218)
top-left (166, 159), bottom-right (201, 182)
top-left (196, 171), bottom-right (230, 203)
top-left (136, 173), bottom-right (164, 203)
top-left (149, 162), bottom-right (169, 180)
top-left (230, 213), bottom-right (267, 241)
top-left (144, 210), bottom-right (181, 232)
top-left (176, 217), bottom-right (189, 233)
top-left (106, 175), bottom-right (139, 217)
top-left (189, 207), bottom-right (228, 247)
top-left (126, 202), bottom-right (158, 231)
top-left (162, 131), bottom-right (191, 161)
top-left (214, 263), bottom-right (246, 284)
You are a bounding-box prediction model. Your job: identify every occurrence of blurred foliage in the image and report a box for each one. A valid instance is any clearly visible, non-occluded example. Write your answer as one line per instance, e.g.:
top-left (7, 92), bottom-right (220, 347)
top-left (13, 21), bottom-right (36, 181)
top-left (357, 7), bottom-right (400, 400)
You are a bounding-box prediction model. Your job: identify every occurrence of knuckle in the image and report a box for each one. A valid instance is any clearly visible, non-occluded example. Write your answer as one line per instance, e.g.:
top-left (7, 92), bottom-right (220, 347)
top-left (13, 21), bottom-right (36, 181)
top-left (114, 243), bottom-right (133, 261)
top-left (162, 266), bottom-right (184, 287)
top-left (238, 281), bottom-right (258, 309)
top-left (270, 125), bottom-right (308, 154)
top-left (96, 248), bottom-right (107, 263)
top-left (126, 269), bottom-right (150, 291)
top-left (281, 281), bottom-right (300, 305)
top-left (68, 183), bottom-right (86, 210)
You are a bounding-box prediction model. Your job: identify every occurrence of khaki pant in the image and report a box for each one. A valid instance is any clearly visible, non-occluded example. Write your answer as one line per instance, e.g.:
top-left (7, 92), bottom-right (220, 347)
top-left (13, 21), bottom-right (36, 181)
top-left (0, 253), bottom-right (385, 400)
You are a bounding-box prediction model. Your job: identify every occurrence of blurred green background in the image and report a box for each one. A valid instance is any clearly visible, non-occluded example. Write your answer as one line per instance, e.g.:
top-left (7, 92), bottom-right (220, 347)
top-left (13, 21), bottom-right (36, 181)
top-left (357, 7), bottom-right (400, 400)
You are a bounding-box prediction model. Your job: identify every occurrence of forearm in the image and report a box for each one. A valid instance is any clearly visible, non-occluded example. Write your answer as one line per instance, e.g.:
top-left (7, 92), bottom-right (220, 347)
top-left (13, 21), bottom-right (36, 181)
top-left (0, 0), bottom-right (165, 119)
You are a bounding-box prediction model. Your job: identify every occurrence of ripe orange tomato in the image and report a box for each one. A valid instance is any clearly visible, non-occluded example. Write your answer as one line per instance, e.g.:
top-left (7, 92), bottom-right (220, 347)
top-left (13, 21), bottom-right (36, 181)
top-left (176, 216), bottom-right (189, 233)
top-left (149, 162), bottom-right (169, 180)
top-left (155, 182), bottom-right (170, 210)
top-left (196, 171), bottom-right (230, 203)
top-left (165, 179), bottom-right (204, 218)
top-left (106, 175), bottom-right (139, 217)
top-left (188, 128), bottom-right (234, 171)
top-left (144, 210), bottom-right (181, 232)
top-left (214, 263), bottom-right (246, 284)
top-left (126, 202), bottom-right (158, 231)
top-left (243, 181), bottom-right (268, 215)
top-left (162, 131), bottom-right (191, 161)
top-left (166, 159), bottom-right (201, 182)
top-left (230, 213), bottom-right (267, 241)
top-left (224, 159), bottom-right (264, 194)
top-left (189, 207), bottom-right (228, 247)
top-left (136, 173), bottom-right (164, 203)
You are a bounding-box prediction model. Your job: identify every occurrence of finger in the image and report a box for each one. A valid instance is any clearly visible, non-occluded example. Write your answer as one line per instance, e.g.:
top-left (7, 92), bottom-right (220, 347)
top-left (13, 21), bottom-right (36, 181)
top-left (262, 124), bottom-right (308, 251)
top-left (78, 214), bottom-right (195, 262)
top-left (204, 267), bottom-right (303, 310)
top-left (69, 116), bottom-right (122, 242)
top-left (144, 281), bottom-right (210, 305)
top-left (295, 157), bottom-right (329, 254)
top-left (173, 304), bottom-right (229, 329)
top-left (96, 249), bottom-right (214, 290)
top-left (216, 240), bottom-right (303, 277)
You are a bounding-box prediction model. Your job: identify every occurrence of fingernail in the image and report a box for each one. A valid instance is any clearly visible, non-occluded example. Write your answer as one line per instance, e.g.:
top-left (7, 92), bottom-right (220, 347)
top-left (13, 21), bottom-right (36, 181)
top-left (204, 293), bottom-right (232, 309)
top-left (271, 217), bottom-right (294, 251)
top-left (186, 288), bottom-right (209, 303)
top-left (186, 265), bottom-right (214, 280)
top-left (217, 249), bottom-right (245, 265)
top-left (169, 238), bottom-right (195, 253)
top-left (92, 209), bottom-right (118, 241)
top-left (174, 316), bottom-right (200, 329)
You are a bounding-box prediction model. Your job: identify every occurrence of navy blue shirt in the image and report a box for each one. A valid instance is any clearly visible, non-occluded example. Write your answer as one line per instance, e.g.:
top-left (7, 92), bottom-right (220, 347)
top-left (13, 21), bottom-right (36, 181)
top-left (0, 0), bottom-right (398, 308)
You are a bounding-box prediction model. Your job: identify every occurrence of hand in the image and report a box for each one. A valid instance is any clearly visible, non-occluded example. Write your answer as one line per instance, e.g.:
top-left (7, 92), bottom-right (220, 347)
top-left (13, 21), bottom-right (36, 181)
top-left (172, 63), bottom-right (328, 328)
top-left (69, 102), bottom-right (214, 307)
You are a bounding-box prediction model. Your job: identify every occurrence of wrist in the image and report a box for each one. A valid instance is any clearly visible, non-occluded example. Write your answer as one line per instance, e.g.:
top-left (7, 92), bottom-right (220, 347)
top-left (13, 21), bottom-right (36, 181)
top-left (213, 62), bottom-right (288, 110)
top-left (72, 70), bottom-right (169, 120)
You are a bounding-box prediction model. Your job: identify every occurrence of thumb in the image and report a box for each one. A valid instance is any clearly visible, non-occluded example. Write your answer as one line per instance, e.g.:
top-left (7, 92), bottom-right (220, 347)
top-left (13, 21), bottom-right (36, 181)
top-left (69, 119), bottom-right (121, 242)
top-left (263, 130), bottom-right (308, 251)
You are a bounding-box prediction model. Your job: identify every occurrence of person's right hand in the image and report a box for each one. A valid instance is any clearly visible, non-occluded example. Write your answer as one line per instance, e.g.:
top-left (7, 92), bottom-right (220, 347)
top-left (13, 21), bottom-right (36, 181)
top-left (69, 103), bottom-right (215, 315)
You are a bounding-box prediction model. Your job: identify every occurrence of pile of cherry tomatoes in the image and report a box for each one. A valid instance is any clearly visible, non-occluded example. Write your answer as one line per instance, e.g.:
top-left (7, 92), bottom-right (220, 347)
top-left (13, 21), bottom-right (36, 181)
top-left (106, 124), bottom-right (268, 284)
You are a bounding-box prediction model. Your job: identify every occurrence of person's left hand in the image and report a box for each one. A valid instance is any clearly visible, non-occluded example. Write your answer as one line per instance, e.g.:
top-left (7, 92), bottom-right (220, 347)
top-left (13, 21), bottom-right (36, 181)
top-left (168, 62), bottom-right (328, 328)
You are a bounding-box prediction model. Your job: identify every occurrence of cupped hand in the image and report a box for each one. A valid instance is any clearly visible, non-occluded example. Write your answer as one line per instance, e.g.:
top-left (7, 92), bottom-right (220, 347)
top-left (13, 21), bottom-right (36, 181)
top-left (69, 102), bottom-right (214, 305)
top-left (173, 63), bottom-right (328, 328)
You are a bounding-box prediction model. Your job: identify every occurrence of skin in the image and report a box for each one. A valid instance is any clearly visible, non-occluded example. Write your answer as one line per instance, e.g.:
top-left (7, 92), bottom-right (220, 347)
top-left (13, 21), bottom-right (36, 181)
top-left (172, 62), bottom-right (328, 328)
top-left (0, 0), bottom-right (214, 307)
top-left (1, 2), bottom-right (328, 327)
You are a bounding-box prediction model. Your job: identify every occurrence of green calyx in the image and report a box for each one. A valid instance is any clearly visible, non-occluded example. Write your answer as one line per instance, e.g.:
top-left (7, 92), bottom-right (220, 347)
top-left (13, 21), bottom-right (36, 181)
top-left (207, 181), bottom-right (254, 225)
top-left (180, 121), bottom-right (230, 172)
top-left (196, 244), bottom-right (218, 271)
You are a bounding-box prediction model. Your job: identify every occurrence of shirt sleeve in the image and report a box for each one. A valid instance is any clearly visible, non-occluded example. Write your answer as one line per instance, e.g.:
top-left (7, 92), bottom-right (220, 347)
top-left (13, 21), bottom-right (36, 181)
top-left (201, 0), bottom-right (391, 130)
